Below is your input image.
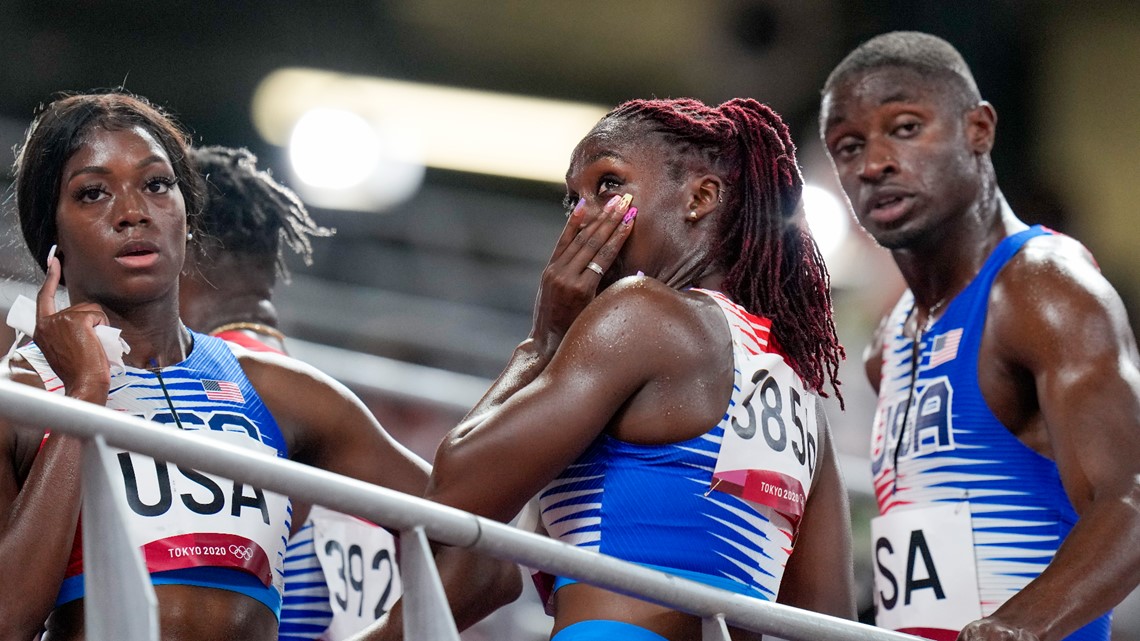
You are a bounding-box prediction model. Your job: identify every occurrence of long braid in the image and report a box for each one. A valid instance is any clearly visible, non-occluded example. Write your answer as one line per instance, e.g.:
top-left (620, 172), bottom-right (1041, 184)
top-left (605, 98), bottom-right (844, 403)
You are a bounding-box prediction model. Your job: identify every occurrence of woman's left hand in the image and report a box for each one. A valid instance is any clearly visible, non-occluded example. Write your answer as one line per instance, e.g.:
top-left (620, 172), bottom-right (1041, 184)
top-left (530, 194), bottom-right (636, 356)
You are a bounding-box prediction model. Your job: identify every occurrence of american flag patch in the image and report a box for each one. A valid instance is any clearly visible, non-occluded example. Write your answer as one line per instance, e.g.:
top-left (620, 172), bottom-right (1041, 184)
top-left (929, 328), bottom-right (964, 368)
top-left (202, 379), bottom-right (244, 403)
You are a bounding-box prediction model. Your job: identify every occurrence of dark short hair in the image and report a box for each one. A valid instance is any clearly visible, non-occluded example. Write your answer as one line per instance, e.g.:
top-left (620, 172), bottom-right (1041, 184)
top-left (190, 145), bottom-right (332, 279)
top-left (12, 90), bottom-right (205, 277)
top-left (822, 31), bottom-right (982, 109)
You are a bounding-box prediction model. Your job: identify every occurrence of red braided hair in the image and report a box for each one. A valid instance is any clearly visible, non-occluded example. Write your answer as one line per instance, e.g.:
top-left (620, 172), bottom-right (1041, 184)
top-left (604, 98), bottom-right (844, 403)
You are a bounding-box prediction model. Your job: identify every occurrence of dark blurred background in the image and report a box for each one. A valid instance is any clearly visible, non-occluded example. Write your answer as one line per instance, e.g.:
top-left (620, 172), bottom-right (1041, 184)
top-left (2, 1), bottom-right (1138, 637)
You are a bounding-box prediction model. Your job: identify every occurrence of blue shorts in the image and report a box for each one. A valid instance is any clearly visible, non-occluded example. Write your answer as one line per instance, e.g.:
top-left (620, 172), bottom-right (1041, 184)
top-left (551, 620), bottom-right (668, 641)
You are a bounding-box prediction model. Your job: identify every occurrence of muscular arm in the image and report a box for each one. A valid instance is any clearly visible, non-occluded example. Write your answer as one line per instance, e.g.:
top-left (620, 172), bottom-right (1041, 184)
top-left (460, 191), bottom-right (634, 427)
top-left (963, 238), bottom-right (1140, 641)
top-left (0, 370), bottom-right (86, 641)
top-left (0, 259), bottom-right (113, 640)
top-left (427, 280), bottom-right (676, 522)
top-left (241, 353), bottom-right (520, 638)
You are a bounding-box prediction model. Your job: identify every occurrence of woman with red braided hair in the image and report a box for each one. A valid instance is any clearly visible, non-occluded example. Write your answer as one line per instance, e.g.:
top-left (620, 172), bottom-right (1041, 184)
top-left (425, 97), bottom-right (856, 640)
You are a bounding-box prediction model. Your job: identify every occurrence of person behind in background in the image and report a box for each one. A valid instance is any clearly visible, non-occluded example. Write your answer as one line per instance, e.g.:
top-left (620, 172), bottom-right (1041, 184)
top-left (425, 97), bottom-right (856, 640)
top-left (179, 144), bottom-right (330, 354)
top-left (0, 90), bottom-right (518, 641)
top-left (181, 145), bottom-right (402, 641)
top-left (819, 31), bottom-right (1140, 641)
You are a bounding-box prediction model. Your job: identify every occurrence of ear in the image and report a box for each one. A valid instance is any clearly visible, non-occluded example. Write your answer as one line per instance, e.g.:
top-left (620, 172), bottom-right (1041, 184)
top-left (965, 101), bottom-right (996, 154)
top-left (686, 174), bottom-right (724, 221)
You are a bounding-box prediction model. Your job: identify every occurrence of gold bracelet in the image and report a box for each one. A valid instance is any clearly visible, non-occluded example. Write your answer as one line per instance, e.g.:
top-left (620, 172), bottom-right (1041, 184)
top-left (208, 322), bottom-right (287, 343)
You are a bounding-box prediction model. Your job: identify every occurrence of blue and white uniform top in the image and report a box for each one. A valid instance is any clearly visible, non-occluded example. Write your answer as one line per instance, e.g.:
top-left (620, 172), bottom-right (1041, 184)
top-left (205, 331), bottom-right (403, 641)
top-left (18, 330), bottom-right (292, 618)
top-left (869, 226), bottom-right (1110, 640)
top-left (540, 288), bottom-right (821, 602)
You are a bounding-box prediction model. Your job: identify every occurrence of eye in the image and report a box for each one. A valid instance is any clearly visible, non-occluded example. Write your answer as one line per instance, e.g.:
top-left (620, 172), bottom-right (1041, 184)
top-left (73, 184), bottom-right (107, 203)
top-left (892, 119), bottom-right (922, 138)
top-left (144, 176), bottom-right (178, 194)
top-left (597, 174), bottom-right (622, 195)
top-left (830, 137), bottom-right (863, 160)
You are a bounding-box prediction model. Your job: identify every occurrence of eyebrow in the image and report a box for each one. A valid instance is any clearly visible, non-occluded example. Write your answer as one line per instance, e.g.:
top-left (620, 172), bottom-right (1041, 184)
top-left (66, 154), bottom-right (169, 182)
top-left (823, 92), bottom-right (922, 131)
top-left (565, 149), bottom-right (626, 181)
top-left (585, 149), bottom-right (625, 165)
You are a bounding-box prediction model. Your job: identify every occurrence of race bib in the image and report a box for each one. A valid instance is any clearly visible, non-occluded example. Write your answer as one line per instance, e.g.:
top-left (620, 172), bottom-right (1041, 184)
top-left (105, 429), bottom-right (291, 592)
top-left (312, 506), bottom-right (402, 640)
top-left (712, 351), bottom-right (818, 522)
top-left (871, 504), bottom-right (981, 640)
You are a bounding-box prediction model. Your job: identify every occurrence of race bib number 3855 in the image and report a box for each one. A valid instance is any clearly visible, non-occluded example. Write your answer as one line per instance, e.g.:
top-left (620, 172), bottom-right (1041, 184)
top-left (712, 351), bottom-right (817, 522)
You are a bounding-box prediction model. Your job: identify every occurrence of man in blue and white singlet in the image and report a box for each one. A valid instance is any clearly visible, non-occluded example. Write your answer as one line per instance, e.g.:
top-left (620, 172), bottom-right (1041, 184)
top-left (821, 31), bottom-right (1140, 641)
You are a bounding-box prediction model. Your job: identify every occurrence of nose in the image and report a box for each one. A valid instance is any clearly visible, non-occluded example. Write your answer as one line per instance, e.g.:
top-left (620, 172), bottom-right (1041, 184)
top-left (858, 138), bottom-right (898, 183)
top-left (115, 191), bottom-right (151, 229)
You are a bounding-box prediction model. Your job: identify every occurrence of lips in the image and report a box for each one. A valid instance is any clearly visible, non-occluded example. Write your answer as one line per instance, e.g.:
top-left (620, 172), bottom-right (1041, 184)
top-left (863, 187), bottom-right (914, 224)
top-left (115, 239), bottom-right (161, 268)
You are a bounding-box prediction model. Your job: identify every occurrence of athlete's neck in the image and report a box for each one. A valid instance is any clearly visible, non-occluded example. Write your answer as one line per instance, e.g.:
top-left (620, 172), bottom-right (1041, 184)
top-left (894, 191), bottom-right (1025, 315)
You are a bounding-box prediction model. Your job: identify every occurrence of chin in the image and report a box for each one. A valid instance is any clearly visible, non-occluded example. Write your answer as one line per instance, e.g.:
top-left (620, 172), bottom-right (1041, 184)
top-left (864, 220), bottom-right (928, 251)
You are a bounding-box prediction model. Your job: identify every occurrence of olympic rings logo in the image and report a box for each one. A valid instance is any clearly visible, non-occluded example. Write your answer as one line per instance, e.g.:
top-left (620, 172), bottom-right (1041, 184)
top-left (228, 545), bottom-right (254, 561)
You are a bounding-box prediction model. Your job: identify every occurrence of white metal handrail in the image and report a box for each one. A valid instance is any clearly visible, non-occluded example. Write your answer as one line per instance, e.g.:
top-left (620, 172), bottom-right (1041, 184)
top-left (0, 379), bottom-right (919, 641)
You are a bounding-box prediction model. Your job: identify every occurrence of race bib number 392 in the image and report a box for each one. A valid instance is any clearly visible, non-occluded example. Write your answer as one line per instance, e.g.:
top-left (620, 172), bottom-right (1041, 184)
top-left (313, 506), bottom-right (401, 640)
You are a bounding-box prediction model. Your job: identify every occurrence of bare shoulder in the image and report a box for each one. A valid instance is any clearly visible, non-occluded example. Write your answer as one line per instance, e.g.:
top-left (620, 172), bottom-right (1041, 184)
top-left (228, 344), bottom-right (366, 454)
top-left (591, 274), bottom-right (698, 314)
top-left (584, 276), bottom-right (729, 344)
top-left (990, 232), bottom-right (1133, 367)
top-left (227, 339), bottom-right (428, 491)
top-left (1000, 232), bottom-right (1109, 298)
top-left (229, 343), bottom-right (347, 394)
top-left (561, 277), bottom-right (732, 380)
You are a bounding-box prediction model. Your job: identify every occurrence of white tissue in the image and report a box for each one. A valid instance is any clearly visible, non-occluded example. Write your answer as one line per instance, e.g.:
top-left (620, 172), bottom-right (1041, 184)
top-left (5, 294), bottom-right (130, 371)
top-left (5, 295), bottom-right (35, 336)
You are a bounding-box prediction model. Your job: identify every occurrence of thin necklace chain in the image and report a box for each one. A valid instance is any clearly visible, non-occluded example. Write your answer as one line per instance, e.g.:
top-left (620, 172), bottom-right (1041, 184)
top-left (892, 294), bottom-right (949, 493)
top-left (913, 295), bottom-right (949, 334)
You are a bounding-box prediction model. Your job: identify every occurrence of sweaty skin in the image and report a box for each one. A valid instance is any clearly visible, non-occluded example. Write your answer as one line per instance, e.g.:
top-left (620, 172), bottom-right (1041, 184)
top-left (426, 123), bottom-right (855, 640)
top-left (823, 65), bottom-right (1140, 641)
top-left (2, 124), bottom-right (518, 641)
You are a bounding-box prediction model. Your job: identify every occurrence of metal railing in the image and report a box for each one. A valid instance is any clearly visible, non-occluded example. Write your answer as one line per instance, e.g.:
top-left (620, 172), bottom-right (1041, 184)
top-left (0, 379), bottom-right (919, 641)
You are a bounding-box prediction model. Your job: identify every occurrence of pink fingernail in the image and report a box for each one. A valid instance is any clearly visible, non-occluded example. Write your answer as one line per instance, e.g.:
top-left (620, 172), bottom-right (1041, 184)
top-left (606, 195), bottom-right (621, 208)
top-left (622, 207), bottom-right (638, 224)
